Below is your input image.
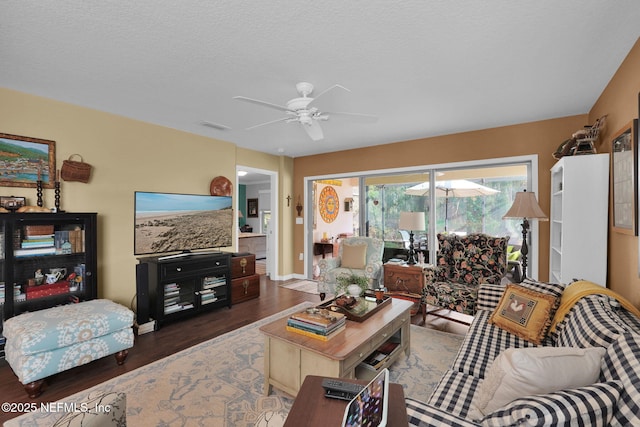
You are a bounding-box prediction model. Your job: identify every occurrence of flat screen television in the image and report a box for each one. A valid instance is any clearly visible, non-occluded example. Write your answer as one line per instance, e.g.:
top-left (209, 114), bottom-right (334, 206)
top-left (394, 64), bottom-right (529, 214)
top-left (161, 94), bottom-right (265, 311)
top-left (134, 191), bottom-right (233, 256)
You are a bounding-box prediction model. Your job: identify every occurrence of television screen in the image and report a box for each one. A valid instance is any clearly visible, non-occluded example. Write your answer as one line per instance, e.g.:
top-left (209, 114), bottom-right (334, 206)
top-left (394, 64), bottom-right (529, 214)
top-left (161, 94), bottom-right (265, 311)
top-left (134, 191), bottom-right (233, 255)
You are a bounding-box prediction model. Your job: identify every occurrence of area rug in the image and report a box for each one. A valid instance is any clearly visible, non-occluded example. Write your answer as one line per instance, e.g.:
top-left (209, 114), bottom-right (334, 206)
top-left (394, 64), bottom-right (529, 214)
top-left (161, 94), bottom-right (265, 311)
top-left (5, 303), bottom-right (464, 427)
top-left (279, 280), bottom-right (321, 294)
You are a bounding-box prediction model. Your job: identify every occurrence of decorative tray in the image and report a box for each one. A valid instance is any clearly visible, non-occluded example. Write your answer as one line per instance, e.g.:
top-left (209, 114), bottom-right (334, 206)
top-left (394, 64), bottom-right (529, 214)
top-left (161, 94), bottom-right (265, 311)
top-left (317, 293), bottom-right (391, 322)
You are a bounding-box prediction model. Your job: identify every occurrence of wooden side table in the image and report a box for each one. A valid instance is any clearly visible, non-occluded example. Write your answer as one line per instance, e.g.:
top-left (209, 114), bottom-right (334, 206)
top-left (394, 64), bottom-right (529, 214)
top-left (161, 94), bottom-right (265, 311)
top-left (283, 375), bottom-right (409, 426)
top-left (383, 263), bottom-right (427, 323)
top-left (313, 242), bottom-right (334, 258)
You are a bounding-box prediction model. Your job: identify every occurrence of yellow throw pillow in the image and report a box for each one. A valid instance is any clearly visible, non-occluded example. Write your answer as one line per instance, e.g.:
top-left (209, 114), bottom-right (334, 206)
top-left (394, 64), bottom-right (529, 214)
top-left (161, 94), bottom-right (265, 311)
top-left (488, 284), bottom-right (558, 344)
top-left (341, 243), bottom-right (367, 269)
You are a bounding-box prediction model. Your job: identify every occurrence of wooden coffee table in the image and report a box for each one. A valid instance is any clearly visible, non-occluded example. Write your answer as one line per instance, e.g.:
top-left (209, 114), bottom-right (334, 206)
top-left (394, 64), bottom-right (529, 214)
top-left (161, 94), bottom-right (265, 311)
top-left (260, 298), bottom-right (413, 396)
top-left (283, 375), bottom-right (409, 426)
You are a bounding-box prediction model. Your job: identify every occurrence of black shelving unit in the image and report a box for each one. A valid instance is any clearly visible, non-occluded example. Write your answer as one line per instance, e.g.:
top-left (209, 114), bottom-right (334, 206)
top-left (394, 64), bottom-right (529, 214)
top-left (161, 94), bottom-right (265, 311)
top-left (0, 212), bottom-right (98, 358)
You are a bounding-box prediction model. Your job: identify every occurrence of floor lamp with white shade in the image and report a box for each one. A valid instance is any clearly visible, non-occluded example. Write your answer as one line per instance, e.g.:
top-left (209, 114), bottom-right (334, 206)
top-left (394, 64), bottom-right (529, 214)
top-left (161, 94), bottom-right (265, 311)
top-left (502, 190), bottom-right (548, 280)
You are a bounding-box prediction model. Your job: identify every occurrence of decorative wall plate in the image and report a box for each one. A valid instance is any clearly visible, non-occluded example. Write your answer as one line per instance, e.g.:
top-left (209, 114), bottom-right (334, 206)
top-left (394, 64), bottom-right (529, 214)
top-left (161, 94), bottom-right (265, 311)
top-left (210, 176), bottom-right (232, 196)
top-left (319, 186), bottom-right (339, 223)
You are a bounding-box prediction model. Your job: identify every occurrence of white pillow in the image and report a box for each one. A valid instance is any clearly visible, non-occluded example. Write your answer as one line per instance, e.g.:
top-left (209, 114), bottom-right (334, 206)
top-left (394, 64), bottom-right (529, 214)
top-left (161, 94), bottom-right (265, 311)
top-left (468, 346), bottom-right (606, 419)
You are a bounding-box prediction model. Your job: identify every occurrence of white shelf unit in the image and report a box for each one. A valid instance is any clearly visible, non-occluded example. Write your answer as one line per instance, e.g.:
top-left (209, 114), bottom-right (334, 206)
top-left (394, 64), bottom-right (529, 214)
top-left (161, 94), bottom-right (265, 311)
top-left (549, 154), bottom-right (609, 286)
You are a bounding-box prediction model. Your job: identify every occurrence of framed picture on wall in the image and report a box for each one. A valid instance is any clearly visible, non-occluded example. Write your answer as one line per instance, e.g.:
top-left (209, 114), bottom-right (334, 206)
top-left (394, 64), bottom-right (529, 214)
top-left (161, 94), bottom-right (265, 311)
top-left (0, 133), bottom-right (56, 188)
top-left (247, 198), bottom-right (258, 217)
top-left (611, 119), bottom-right (638, 235)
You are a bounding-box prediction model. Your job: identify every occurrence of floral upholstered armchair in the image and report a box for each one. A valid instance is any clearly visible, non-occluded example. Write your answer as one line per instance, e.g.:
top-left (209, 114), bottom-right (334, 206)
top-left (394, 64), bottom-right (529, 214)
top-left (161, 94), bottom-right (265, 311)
top-left (424, 233), bottom-right (509, 316)
top-left (317, 236), bottom-right (384, 297)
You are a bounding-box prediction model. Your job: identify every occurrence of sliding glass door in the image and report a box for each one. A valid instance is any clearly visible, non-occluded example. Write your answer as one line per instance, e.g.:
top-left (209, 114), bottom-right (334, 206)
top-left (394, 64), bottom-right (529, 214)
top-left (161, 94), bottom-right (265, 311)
top-left (306, 156), bottom-right (537, 278)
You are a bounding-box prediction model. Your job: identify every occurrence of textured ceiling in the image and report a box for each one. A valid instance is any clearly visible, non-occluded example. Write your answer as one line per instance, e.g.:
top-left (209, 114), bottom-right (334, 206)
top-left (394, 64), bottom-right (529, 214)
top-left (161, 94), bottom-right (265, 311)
top-left (1, 1), bottom-right (639, 158)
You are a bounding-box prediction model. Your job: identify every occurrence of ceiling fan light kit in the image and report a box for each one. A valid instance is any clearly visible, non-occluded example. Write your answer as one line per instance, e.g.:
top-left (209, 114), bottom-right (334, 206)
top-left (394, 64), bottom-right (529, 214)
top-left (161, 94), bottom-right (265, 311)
top-left (233, 82), bottom-right (377, 141)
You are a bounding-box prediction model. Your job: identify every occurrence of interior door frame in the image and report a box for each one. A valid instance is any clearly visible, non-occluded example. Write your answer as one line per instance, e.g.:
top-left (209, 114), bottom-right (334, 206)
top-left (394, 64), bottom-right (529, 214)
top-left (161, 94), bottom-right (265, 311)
top-left (236, 165), bottom-right (278, 278)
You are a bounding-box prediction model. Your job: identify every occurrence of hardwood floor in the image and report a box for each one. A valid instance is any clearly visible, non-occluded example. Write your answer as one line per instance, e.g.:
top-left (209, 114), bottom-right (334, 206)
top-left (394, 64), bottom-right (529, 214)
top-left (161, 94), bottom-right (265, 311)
top-left (0, 274), bottom-right (441, 424)
top-left (0, 275), bottom-right (318, 424)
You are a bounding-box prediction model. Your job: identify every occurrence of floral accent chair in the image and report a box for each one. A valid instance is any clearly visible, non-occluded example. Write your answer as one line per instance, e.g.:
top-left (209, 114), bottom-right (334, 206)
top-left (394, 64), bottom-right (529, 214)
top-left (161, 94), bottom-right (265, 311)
top-left (317, 236), bottom-right (384, 297)
top-left (424, 233), bottom-right (509, 316)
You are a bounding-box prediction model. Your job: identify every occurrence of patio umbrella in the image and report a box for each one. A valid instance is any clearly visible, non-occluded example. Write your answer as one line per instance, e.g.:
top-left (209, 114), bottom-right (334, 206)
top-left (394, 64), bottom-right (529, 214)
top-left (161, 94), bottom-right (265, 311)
top-left (406, 179), bottom-right (500, 231)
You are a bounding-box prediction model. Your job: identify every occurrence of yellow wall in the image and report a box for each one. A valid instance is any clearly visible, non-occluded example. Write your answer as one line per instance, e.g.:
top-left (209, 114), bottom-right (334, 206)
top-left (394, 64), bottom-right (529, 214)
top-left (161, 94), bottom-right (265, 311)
top-left (0, 87), bottom-right (291, 308)
top-left (590, 38), bottom-right (640, 307)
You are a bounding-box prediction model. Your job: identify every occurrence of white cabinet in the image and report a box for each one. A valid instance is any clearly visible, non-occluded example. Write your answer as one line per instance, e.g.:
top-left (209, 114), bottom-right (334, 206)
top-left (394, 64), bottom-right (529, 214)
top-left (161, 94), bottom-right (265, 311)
top-left (549, 154), bottom-right (609, 286)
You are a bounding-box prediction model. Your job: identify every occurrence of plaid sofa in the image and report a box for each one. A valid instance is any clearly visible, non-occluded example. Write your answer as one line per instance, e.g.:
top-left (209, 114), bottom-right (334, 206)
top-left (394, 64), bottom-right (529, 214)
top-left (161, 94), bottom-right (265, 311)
top-left (407, 280), bottom-right (640, 426)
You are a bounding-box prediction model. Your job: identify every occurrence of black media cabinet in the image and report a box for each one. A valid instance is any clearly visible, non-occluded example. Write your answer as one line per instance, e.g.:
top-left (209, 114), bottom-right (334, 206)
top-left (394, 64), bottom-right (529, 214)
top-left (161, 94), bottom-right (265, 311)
top-left (136, 252), bottom-right (232, 329)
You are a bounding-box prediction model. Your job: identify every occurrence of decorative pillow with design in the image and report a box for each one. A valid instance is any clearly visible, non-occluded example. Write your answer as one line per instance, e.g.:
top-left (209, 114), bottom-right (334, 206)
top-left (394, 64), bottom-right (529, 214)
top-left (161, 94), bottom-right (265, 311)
top-left (488, 283), bottom-right (560, 344)
top-left (341, 243), bottom-right (367, 269)
top-left (468, 346), bottom-right (606, 419)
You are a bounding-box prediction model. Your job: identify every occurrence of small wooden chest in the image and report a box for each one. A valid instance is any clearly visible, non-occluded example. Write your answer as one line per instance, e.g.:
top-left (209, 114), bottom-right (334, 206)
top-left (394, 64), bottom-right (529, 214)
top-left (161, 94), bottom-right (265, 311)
top-left (231, 274), bottom-right (260, 303)
top-left (231, 253), bottom-right (256, 278)
top-left (231, 253), bottom-right (259, 303)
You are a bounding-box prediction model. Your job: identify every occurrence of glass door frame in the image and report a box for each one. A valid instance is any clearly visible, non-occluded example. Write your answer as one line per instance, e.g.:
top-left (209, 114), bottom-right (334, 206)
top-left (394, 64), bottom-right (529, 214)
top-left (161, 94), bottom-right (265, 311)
top-left (304, 154), bottom-right (540, 279)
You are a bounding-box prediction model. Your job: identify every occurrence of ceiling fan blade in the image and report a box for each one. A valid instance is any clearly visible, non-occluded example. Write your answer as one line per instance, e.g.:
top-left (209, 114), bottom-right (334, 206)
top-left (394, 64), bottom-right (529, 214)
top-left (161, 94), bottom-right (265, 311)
top-left (199, 120), bottom-right (231, 131)
top-left (324, 111), bottom-right (378, 123)
top-left (302, 120), bottom-right (324, 141)
top-left (307, 84), bottom-right (350, 108)
top-left (245, 116), bottom-right (289, 130)
top-left (233, 96), bottom-right (293, 113)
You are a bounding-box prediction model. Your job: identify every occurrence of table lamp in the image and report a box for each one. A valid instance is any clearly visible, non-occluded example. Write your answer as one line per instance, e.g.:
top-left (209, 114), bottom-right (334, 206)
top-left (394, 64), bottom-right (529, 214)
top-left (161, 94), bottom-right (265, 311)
top-left (399, 211), bottom-right (426, 265)
top-left (502, 190), bottom-right (548, 280)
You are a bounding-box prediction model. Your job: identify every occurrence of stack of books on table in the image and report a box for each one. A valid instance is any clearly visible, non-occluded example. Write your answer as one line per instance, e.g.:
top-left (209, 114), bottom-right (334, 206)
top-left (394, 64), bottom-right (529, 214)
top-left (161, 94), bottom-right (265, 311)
top-left (286, 308), bottom-right (346, 341)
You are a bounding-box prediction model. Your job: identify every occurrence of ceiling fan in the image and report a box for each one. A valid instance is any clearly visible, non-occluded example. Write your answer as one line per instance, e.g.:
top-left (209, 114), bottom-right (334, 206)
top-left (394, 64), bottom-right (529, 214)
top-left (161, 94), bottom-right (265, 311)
top-left (233, 82), bottom-right (377, 141)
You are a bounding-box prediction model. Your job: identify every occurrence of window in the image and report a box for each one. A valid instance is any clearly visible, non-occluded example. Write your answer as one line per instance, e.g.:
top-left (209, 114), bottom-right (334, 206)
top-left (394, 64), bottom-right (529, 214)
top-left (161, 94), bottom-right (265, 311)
top-left (307, 156), bottom-right (537, 277)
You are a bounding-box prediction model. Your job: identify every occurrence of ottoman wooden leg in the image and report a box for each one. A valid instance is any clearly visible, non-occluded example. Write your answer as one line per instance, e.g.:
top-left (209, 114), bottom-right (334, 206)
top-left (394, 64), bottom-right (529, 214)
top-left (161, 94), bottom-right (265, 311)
top-left (24, 379), bottom-right (45, 399)
top-left (114, 349), bottom-right (129, 365)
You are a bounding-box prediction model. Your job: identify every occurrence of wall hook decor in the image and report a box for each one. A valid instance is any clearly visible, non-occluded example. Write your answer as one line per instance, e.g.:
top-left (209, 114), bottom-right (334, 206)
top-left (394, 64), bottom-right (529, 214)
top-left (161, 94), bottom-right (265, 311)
top-left (296, 196), bottom-right (303, 217)
top-left (286, 194), bottom-right (292, 207)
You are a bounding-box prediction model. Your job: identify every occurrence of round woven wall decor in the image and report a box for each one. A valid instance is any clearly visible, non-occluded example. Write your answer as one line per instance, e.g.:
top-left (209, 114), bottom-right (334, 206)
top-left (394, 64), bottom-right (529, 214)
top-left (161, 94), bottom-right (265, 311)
top-left (319, 186), bottom-right (339, 223)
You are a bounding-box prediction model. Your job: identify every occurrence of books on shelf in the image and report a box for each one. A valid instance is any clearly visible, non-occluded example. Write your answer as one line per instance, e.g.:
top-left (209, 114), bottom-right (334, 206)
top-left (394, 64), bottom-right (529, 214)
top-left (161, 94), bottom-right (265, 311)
top-left (11, 225), bottom-right (86, 256)
top-left (164, 301), bottom-right (194, 314)
top-left (360, 340), bottom-right (400, 370)
top-left (54, 228), bottom-right (85, 254)
top-left (201, 289), bottom-right (218, 305)
top-left (21, 237), bottom-right (55, 248)
top-left (14, 246), bottom-right (57, 257)
top-left (203, 276), bottom-right (226, 289)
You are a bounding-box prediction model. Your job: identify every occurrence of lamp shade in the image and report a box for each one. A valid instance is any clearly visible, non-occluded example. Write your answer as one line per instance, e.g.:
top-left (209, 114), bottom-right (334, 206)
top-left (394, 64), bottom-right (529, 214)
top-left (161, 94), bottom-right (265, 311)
top-left (399, 211), bottom-right (426, 231)
top-left (503, 191), bottom-right (548, 220)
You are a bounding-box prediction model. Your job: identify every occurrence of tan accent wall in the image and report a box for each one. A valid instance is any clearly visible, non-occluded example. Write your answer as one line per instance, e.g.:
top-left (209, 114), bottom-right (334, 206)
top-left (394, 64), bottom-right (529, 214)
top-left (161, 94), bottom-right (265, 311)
top-left (589, 37), bottom-right (640, 307)
top-left (0, 87), bottom-right (290, 307)
top-left (294, 115), bottom-right (587, 281)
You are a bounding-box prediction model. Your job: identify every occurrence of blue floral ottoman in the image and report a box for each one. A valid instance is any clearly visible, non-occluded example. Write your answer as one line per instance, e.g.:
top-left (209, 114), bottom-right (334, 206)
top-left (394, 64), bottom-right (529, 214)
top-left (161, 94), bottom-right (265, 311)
top-left (4, 299), bottom-right (134, 398)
